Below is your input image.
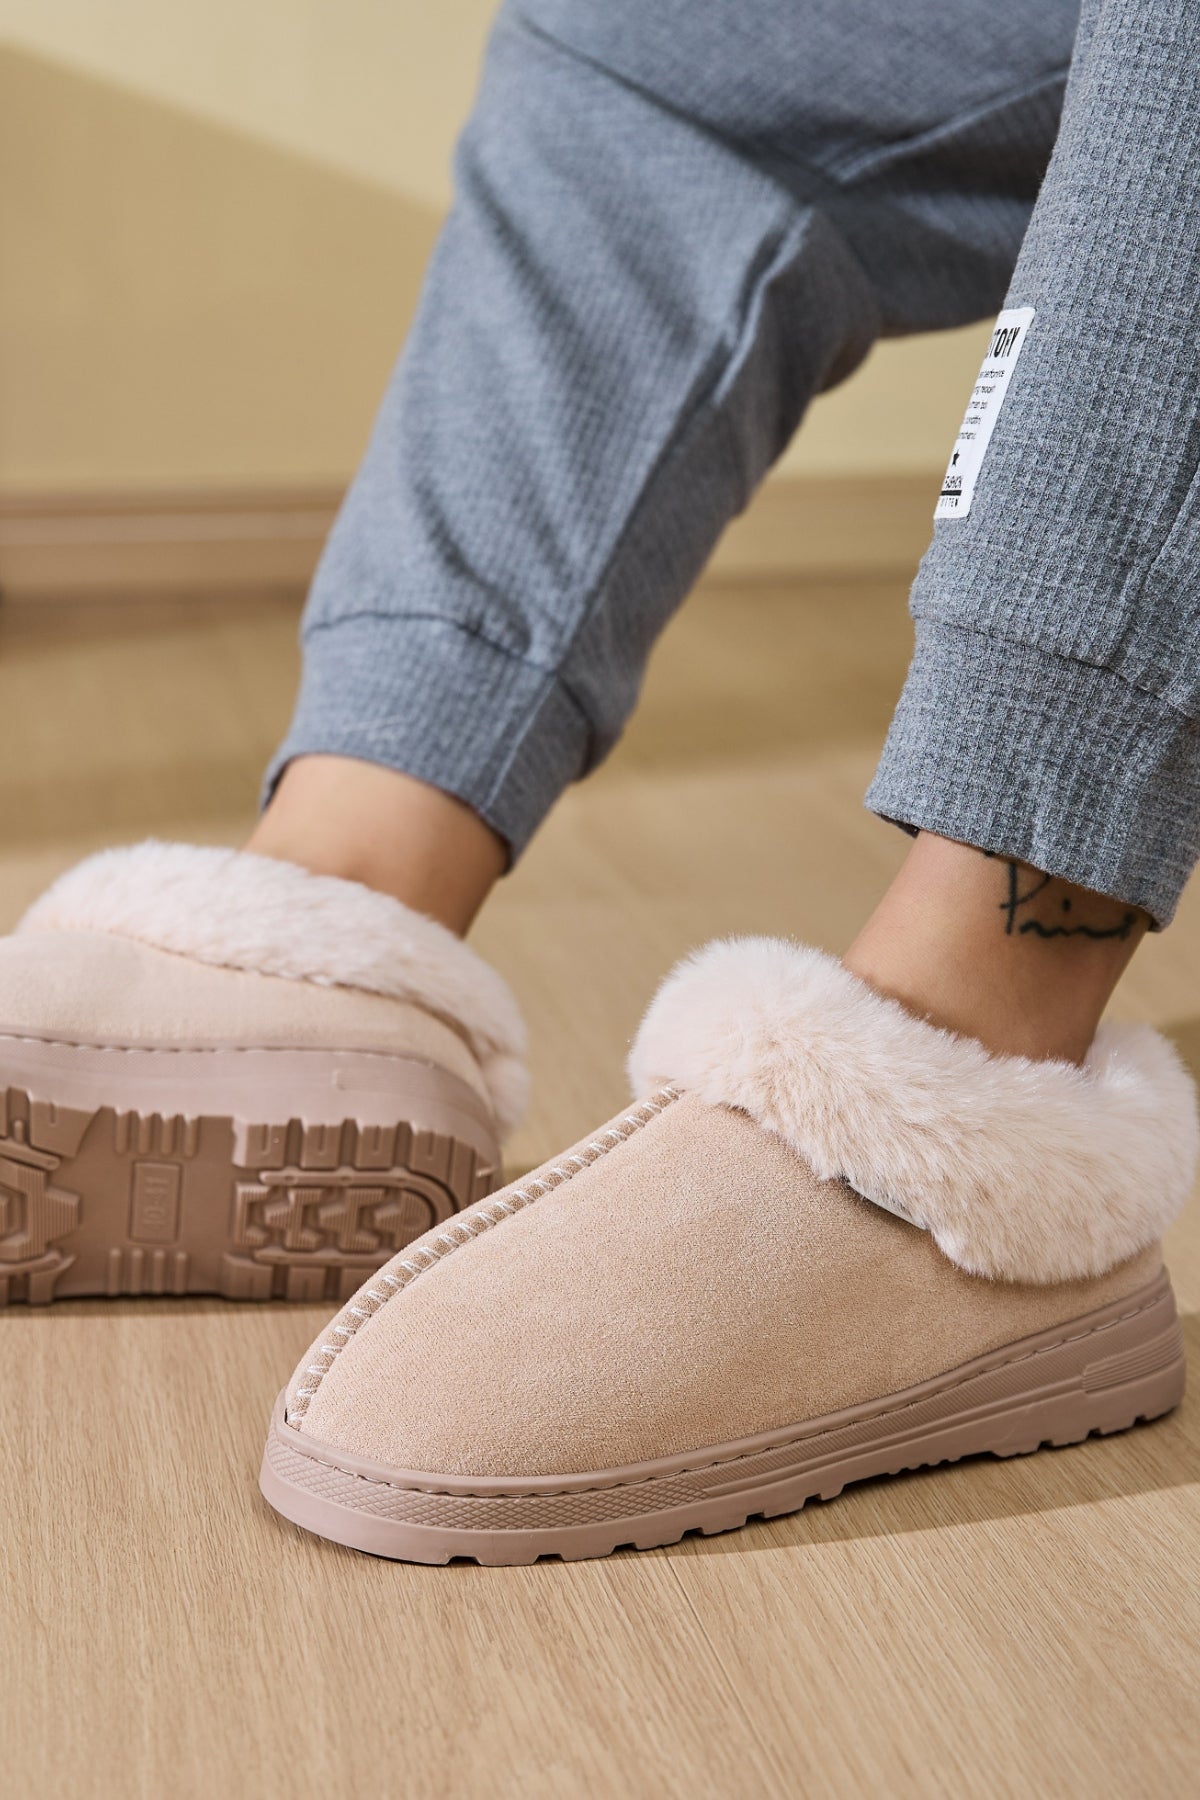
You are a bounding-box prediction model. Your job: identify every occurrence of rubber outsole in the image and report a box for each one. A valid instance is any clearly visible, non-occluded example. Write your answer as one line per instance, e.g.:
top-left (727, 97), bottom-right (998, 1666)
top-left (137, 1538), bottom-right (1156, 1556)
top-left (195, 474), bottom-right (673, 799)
top-left (259, 1267), bottom-right (1186, 1563)
top-left (0, 1031), bottom-right (500, 1303)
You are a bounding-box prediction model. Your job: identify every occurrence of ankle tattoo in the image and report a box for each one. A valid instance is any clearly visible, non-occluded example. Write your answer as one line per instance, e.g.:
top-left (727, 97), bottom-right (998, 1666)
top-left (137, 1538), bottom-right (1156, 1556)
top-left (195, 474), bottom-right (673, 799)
top-left (985, 854), bottom-right (1139, 942)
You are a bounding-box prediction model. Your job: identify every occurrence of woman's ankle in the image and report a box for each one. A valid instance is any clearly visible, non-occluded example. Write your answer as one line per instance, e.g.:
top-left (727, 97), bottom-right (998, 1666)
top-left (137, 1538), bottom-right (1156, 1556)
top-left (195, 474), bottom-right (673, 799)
top-left (245, 755), bottom-right (507, 935)
top-left (843, 831), bottom-right (1149, 1065)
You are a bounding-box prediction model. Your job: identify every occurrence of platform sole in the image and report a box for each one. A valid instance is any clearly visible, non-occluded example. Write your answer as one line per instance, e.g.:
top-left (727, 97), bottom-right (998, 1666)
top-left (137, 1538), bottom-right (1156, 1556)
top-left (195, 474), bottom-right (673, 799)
top-left (0, 1031), bottom-right (500, 1303)
top-left (260, 1267), bottom-right (1185, 1563)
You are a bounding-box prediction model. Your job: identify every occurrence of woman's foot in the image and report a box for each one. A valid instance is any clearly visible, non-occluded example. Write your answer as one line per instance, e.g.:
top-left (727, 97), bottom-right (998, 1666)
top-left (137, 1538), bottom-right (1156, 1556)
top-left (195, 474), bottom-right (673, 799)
top-left (247, 757), bottom-right (508, 935)
top-left (844, 831), bottom-right (1149, 1065)
top-left (261, 936), bottom-right (1194, 1564)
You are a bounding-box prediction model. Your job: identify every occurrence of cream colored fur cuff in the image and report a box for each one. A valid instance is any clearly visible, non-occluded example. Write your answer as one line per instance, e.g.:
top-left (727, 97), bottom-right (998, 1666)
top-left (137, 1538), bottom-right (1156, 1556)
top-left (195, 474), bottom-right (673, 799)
top-left (630, 937), bottom-right (1198, 1284)
top-left (19, 841), bottom-right (527, 1134)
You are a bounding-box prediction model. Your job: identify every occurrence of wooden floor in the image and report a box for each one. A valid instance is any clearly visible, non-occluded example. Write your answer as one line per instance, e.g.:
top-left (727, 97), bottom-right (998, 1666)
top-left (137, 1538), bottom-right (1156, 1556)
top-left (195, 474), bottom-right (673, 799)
top-left (1, 581), bottom-right (1197, 1797)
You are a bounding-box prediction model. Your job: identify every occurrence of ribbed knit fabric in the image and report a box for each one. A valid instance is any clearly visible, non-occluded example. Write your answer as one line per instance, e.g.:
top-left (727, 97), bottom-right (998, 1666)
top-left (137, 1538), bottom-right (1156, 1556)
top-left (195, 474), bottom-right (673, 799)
top-left (871, 623), bottom-right (1200, 926)
top-left (266, 0), bottom-right (1078, 854)
top-left (272, 2), bottom-right (1200, 924)
top-left (274, 3), bottom-right (1200, 916)
top-left (868, 0), bottom-right (1200, 923)
top-left (272, 5), bottom-right (1200, 918)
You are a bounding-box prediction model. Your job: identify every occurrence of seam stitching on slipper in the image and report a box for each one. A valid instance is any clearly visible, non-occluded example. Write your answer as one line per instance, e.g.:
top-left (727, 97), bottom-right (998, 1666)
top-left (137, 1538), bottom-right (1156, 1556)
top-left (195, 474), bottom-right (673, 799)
top-left (286, 1084), bottom-right (682, 1427)
top-left (0, 1030), bottom-right (473, 1065)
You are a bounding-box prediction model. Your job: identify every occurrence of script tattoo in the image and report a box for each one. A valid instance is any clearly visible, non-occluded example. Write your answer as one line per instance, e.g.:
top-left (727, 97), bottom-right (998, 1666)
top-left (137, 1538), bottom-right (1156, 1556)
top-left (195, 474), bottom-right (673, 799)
top-left (987, 855), bottom-right (1138, 941)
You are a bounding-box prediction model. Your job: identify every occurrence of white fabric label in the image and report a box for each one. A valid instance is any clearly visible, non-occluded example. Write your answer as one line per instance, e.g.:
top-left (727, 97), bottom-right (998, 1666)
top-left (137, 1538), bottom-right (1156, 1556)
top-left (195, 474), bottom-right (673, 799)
top-left (845, 1174), bottom-right (921, 1230)
top-left (934, 306), bottom-right (1035, 520)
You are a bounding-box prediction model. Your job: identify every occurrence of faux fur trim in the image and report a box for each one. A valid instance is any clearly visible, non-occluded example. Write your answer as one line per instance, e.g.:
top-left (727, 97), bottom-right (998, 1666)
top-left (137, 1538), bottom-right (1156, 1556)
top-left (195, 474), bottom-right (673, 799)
top-left (18, 841), bottom-right (527, 1135)
top-left (629, 937), bottom-right (1198, 1284)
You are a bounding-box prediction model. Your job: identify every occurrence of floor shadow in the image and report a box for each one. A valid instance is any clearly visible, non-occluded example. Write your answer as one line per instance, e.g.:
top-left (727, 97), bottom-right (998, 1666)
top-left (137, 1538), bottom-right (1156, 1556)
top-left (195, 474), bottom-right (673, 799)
top-left (0, 1293), bottom-right (333, 1325)
top-left (674, 1310), bottom-right (1200, 1560)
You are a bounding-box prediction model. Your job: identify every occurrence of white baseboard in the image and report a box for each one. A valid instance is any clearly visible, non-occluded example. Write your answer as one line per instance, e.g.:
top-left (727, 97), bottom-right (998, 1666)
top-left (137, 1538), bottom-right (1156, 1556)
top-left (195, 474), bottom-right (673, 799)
top-left (0, 473), bottom-right (937, 602)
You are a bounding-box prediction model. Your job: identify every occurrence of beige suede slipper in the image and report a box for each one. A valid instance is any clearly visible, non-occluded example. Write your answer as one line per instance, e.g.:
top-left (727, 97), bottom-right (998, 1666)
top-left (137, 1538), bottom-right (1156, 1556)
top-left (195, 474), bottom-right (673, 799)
top-left (0, 842), bottom-right (525, 1304)
top-left (262, 938), bottom-right (1196, 1565)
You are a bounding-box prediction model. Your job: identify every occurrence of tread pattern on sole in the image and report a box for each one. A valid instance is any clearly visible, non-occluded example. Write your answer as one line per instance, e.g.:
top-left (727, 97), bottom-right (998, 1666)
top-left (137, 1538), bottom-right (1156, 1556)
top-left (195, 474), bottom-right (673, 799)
top-left (0, 1086), bottom-right (496, 1304)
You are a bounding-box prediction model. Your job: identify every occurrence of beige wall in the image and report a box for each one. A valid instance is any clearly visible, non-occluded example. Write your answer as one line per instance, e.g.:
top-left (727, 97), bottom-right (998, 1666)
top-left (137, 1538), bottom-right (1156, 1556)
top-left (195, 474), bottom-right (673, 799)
top-left (0, 45), bottom-right (440, 490)
top-left (1, 0), bottom-right (494, 210)
top-left (0, 6), bottom-right (987, 494)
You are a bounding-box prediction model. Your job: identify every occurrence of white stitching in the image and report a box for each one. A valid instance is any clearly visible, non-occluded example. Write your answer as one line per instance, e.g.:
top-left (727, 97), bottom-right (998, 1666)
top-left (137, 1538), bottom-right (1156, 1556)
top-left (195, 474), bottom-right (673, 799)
top-left (0, 1028), bottom-right (479, 1066)
top-left (286, 1085), bottom-right (681, 1425)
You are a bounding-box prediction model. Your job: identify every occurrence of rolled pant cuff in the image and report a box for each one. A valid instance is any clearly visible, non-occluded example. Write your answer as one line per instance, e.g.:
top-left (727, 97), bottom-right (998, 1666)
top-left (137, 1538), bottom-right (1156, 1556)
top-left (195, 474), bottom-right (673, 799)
top-left (261, 614), bottom-right (592, 859)
top-left (865, 620), bottom-right (1200, 926)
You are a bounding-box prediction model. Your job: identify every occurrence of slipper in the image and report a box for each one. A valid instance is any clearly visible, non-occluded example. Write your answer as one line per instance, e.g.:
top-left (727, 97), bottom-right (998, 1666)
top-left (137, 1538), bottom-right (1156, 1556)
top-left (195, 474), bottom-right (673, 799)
top-left (262, 938), bottom-right (1194, 1563)
top-left (0, 842), bottom-right (525, 1303)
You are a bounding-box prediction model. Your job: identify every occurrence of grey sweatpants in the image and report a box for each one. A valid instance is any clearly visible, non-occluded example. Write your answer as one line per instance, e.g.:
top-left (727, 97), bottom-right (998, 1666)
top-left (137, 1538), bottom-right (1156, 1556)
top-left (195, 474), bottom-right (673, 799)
top-left (267, 0), bottom-right (1200, 925)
